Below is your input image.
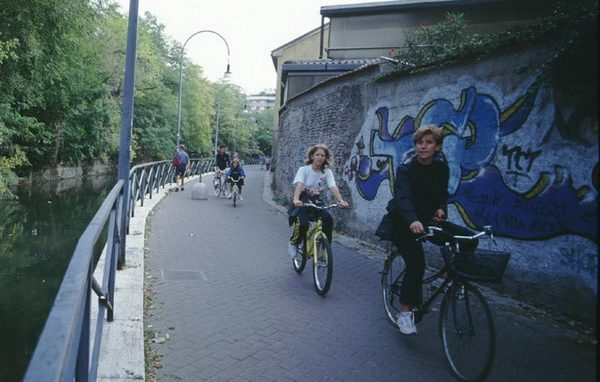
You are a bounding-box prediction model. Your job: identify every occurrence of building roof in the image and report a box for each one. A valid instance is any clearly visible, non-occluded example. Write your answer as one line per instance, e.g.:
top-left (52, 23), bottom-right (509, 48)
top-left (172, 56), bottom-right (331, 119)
top-left (270, 24), bottom-right (328, 57)
top-left (321, 0), bottom-right (542, 17)
top-left (282, 58), bottom-right (380, 72)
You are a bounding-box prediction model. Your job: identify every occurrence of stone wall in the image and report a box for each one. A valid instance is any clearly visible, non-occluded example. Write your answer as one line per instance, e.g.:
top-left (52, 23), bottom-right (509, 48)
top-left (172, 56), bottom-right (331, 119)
top-left (274, 39), bottom-right (598, 323)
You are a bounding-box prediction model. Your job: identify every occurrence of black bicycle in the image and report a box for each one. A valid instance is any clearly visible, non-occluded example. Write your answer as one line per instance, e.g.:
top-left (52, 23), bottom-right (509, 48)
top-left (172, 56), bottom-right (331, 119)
top-left (381, 225), bottom-right (510, 382)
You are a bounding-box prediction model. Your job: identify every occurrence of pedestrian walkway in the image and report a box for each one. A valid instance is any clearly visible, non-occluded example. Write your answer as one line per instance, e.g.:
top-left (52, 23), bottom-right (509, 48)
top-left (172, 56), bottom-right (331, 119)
top-left (144, 167), bottom-right (595, 381)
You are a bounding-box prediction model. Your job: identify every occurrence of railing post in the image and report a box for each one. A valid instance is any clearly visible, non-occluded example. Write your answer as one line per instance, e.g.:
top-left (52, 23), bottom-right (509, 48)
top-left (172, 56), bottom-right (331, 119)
top-left (117, 0), bottom-right (139, 269)
top-left (76, 262), bottom-right (92, 381)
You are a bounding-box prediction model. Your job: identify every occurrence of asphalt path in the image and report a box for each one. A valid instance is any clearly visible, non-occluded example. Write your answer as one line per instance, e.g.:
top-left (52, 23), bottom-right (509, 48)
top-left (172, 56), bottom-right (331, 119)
top-left (144, 166), bottom-right (595, 381)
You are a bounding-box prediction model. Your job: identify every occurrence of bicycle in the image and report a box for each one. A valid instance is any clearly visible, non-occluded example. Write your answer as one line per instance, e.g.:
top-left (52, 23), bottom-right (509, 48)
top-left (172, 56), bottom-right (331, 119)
top-left (290, 202), bottom-right (338, 296)
top-left (212, 169), bottom-right (228, 197)
top-left (228, 177), bottom-right (242, 207)
top-left (381, 225), bottom-right (510, 382)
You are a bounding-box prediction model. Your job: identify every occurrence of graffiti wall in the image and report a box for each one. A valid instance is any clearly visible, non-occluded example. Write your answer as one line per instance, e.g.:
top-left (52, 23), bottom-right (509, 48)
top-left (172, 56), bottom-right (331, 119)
top-left (275, 41), bottom-right (598, 322)
top-left (346, 76), bottom-right (597, 243)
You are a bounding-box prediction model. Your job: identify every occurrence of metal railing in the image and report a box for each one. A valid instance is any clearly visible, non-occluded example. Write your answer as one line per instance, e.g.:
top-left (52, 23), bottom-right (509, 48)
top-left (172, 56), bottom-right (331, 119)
top-left (24, 158), bottom-right (214, 381)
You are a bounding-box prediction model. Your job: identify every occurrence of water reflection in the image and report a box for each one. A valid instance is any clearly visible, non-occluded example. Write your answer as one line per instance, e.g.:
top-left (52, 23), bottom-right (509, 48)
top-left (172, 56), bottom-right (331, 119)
top-left (0, 174), bottom-right (114, 381)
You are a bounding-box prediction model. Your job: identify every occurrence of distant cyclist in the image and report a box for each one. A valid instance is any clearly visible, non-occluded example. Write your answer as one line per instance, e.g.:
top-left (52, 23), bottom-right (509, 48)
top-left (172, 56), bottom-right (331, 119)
top-left (226, 159), bottom-right (246, 200)
top-left (214, 145), bottom-right (231, 173)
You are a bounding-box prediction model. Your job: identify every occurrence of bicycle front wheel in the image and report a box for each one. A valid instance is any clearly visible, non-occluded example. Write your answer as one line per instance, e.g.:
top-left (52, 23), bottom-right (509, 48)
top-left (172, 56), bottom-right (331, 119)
top-left (439, 282), bottom-right (495, 382)
top-left (381, 252), bottom-right (406, 327)
top-left (312, 236), bottom-right (332, 296)
top-left (213, 177), bottom-right (222, 197)
top-left (291, 240), bottom-right (306, 273)
top-left (233, 190), bottom-right (237, 206)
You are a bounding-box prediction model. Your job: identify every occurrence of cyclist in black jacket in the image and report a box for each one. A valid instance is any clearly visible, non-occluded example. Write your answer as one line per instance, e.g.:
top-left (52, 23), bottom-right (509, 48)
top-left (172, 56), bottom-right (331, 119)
top-left (376, 125), bottom-right (477, 335)
top-left (215, 145), bottom-right (230, 172)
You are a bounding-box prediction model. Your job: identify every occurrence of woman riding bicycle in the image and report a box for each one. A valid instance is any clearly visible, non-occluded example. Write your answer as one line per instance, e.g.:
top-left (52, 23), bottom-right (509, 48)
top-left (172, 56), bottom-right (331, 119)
top-left (287, 144), bottom-right (349, 257)
top-left (375, 125), bottom-right (477, 335)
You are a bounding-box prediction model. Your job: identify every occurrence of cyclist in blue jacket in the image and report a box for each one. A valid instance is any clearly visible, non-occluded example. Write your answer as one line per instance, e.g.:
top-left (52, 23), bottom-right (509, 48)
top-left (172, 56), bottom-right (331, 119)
top-left (226, 159), bottom-right (245, 200)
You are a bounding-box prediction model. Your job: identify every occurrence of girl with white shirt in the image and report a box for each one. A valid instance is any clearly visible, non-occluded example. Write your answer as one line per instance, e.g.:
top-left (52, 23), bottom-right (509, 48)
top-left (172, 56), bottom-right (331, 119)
top-left (288, 144), bottom-right (349, 257)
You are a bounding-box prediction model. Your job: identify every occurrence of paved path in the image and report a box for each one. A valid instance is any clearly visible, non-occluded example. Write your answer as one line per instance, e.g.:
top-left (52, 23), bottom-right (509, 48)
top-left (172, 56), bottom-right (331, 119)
top-left (145, 167), bottom-right (595, 381)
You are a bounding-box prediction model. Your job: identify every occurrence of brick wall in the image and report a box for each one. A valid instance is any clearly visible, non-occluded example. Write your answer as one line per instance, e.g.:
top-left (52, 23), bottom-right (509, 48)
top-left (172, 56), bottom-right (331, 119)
top-left (274, 37), bottom-right (598, 324)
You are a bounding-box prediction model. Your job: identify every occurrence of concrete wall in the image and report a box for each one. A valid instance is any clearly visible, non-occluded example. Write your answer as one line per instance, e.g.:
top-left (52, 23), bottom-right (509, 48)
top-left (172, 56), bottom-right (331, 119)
top-left (274, 39), bottom-right (598, 323)
top-left (271, 25), bottom-right (329, 169)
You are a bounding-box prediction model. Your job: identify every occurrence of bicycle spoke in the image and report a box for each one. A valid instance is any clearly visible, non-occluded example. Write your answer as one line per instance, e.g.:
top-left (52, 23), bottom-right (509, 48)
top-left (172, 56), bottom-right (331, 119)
top-left (440, 284), bottom-right (495, 381)
top-left (381, 253), bottom-right (406, 326)
top-left (312, 238), bottom-right (332, 296)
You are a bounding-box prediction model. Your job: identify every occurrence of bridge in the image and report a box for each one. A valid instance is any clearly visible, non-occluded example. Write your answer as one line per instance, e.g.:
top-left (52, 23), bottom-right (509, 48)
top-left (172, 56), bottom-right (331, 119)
top-left (25, 163), bottom-right (594, 381)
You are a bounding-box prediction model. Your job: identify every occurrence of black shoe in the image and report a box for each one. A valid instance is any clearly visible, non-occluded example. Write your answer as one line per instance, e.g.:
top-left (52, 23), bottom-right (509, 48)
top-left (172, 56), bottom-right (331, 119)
top-left (175, 188), bottom-right (179, 192)
top-left (181, 187), bottom-right (184, 191)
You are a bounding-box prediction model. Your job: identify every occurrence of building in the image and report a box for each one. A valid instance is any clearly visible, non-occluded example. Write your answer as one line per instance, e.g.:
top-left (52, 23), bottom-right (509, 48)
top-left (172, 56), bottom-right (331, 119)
top-left (246, 90), bottom-right (276, 112)
top-left (270, 0), bottom-right (550, 169)
top-left (320, 0), bottom-right (548, 60)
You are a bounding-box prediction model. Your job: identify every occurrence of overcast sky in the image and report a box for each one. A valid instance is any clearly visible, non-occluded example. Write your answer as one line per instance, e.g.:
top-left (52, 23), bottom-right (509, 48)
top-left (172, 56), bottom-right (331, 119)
top-left (115, 0), bottom-right (375, 94)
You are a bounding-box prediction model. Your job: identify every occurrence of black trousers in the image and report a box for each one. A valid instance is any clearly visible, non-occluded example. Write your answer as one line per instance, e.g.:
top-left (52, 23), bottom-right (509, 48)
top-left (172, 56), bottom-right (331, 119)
top-left (393, 221), bottom-right (478, 307)
top-left (289, 207), bottom-right (333, 245)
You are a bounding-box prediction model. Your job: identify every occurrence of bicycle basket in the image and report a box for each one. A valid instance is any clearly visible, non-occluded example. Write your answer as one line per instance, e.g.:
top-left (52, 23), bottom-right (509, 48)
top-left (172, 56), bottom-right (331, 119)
top-left (442, 248), bottom-right (511, 282)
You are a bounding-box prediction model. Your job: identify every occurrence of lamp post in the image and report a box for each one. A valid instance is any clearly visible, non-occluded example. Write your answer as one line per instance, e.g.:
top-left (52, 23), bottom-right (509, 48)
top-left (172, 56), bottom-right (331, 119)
top-left (176, 30), bottom-right (230, 147)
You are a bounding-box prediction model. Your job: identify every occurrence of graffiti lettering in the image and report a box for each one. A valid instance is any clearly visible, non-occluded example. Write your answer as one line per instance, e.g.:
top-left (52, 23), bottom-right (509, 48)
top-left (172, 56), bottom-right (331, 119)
top-left (502, 144), bottom-right (541, 172)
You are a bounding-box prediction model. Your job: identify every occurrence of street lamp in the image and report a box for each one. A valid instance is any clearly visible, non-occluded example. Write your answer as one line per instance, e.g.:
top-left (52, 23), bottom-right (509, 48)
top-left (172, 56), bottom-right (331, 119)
top-left (176, 30), bottom-right (230, 147)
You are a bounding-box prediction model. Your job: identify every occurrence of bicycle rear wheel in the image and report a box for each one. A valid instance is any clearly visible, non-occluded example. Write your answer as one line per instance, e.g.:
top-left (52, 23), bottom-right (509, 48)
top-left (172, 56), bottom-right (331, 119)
top-left (439, 282), bottom-right (495, 382)
top-left (312, 236), bottom-right (332, 296)
top-left (381, 252), bottom-right (406, 327)
top-left (213, 177), bottom-right (222, 197)
top-left (291, 240), bottom-right (306, 273)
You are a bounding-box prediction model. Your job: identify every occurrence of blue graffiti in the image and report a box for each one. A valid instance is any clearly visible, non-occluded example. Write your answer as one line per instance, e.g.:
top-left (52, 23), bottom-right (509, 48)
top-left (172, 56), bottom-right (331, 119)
top-left (451, 165), bottom-right (597, 241)
top-left (347, 82), bottom-right (598, 241)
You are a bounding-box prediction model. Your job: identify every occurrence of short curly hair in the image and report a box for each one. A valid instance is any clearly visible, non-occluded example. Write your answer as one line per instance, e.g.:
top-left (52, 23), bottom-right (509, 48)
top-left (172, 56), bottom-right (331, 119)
top-left (412, 124), bottom-right (444, 145)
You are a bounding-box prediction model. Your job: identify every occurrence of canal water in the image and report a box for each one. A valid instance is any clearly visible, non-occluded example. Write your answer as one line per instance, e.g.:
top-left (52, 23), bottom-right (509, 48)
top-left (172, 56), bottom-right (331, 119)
top-left (0, 175), bottom-right (115, 381)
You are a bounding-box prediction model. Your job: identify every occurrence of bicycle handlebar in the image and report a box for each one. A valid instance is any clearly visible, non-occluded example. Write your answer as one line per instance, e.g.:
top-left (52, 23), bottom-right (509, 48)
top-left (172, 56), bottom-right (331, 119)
top-left (416, 225), bottom-right (494, 243)
top-left (302, 202), bottom-right (338, 210)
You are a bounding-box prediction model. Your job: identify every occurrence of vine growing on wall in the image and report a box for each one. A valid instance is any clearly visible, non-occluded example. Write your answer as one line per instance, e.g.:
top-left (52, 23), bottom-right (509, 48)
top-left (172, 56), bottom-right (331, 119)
top-left (393, 0), bottom-right (598, 70)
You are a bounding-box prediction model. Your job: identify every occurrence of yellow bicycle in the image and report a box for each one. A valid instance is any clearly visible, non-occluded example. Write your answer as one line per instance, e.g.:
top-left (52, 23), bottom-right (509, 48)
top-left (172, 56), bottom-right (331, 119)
top-left (291, 203), bottom-right (337, 296)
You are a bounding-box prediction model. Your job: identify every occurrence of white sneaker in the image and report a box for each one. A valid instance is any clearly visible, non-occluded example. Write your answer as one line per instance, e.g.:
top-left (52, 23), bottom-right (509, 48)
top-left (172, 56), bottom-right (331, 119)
top-left (238, 195), bottom-right (243, 201)
top-left (227, 193), bottom-right (232, 199)
top-left (397, 311), bottom-right (417, 335)
top-left (288, 243), bottom-right (298, 258)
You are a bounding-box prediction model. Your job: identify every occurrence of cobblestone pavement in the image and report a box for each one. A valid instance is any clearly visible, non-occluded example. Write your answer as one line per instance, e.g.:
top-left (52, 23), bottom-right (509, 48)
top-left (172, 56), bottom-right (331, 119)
top-left (145, 167), bottom-right (596, 382)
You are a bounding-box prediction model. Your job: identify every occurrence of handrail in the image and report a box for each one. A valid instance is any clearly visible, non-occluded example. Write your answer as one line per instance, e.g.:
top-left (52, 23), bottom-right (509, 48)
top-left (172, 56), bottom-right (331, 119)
top-left (24, 157), bottom-right (214, 381)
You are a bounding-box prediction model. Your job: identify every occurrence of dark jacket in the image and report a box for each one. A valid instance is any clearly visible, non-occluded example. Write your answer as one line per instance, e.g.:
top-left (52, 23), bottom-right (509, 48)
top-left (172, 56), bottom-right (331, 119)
top-left (215, 152), bottom-right (230, 170)
top-left (376, 155), bottom-right (449, 240)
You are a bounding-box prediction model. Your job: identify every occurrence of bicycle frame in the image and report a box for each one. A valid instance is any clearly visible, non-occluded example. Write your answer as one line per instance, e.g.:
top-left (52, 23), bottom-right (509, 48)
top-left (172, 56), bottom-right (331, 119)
top-left (305, 218), bottom-right (328, 265)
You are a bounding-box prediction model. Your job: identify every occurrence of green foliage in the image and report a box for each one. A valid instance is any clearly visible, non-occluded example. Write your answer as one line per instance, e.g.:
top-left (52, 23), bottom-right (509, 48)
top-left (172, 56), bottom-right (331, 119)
top-left (395, 12), bottom-right (468, 67)
top-left (0, 0), bottom-right (221, 193)
top-left (208, 83), bottom-right (275, 158)
top-left (394, 0), bottom-right (598, 69)
top-left (250, 108), bottom-right (275, 156)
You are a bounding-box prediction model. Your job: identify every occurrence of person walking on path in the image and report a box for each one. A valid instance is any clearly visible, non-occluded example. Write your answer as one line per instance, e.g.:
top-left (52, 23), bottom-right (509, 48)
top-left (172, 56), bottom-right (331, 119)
top-left (173, 144), bottom-right (190, 192)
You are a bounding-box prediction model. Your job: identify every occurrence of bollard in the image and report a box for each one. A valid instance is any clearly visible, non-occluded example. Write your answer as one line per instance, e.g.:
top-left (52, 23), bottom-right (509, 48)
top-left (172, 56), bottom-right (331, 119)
top-left (191, 177), bottom-right (208, 200)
